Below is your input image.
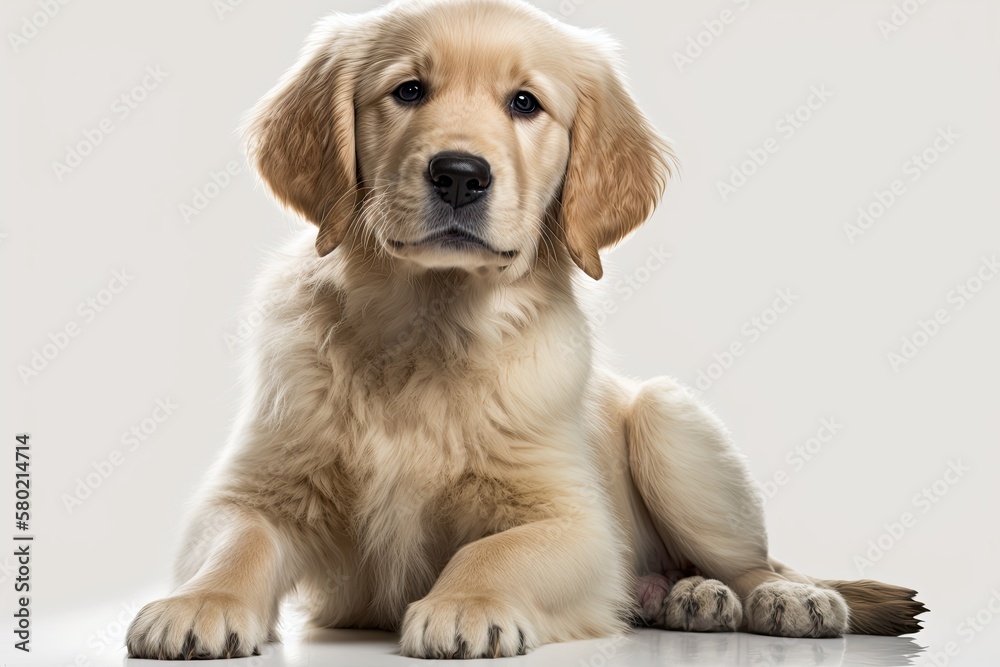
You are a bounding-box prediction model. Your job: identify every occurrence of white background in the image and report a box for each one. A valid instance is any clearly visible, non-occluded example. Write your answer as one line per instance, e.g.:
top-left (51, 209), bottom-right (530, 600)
top-left (2, 0), bottom-right (998, 665)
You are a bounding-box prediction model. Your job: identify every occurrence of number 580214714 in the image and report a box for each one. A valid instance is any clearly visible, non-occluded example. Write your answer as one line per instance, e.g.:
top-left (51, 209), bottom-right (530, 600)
top-left (15, 434), bottom-right (30, 532)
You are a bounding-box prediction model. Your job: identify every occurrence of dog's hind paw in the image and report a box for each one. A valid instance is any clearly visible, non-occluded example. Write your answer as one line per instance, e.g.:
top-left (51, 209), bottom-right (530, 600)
top-left (744, 581), bottom-right (849, 638)
top-left (659, 576), bottom-right (743, 632)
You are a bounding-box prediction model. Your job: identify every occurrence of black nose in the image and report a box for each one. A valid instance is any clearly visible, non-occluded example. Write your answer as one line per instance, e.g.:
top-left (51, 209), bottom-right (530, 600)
top-left (428, 152), bottom-right (491, 209)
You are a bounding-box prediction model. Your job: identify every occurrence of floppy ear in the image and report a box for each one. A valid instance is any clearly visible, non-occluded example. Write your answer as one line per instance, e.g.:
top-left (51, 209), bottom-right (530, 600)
top-left (245, 16), bottom-right (361, 257)
top-left (558, 47), bottom-right (677, 280)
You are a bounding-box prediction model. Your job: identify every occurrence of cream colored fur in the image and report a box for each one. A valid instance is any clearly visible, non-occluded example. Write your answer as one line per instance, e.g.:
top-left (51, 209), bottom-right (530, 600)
top-left (126, 0), bottom-right (923, 659)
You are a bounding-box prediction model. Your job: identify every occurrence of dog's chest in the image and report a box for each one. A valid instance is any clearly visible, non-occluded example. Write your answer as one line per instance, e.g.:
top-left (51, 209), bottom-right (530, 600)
top-left (332, 345), bottom-right (550, 532)
top-left (258, 291), bottom-right (586, 554)
top-left (321, 370), bottom-right (531, 607)
top-left (280, 339), bottom-right (508, 496)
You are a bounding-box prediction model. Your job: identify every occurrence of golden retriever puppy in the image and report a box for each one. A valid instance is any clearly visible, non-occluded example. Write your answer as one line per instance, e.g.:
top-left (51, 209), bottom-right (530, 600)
top-left (127, 0), bottom-right (925, 659)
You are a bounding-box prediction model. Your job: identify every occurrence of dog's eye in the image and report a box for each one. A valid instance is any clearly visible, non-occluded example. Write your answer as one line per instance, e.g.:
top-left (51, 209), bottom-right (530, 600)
top-left (393, 80), bottom-right (425, 104)
top-left (510, 91), bottom-right (541, 116)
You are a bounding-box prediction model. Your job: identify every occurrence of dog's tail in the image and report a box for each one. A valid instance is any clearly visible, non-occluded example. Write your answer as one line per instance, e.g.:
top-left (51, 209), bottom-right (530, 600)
top-left (815, 578), bottom-right (927, 635)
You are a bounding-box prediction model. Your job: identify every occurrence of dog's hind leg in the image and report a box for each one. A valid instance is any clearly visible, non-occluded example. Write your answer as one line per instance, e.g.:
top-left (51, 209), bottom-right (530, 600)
top-left (624, 376), bottom-right (851, 638)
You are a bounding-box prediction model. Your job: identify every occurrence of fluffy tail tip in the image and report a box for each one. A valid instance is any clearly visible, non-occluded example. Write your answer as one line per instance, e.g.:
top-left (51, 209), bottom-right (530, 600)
top-left (824, 579), bottom-right (928, 636)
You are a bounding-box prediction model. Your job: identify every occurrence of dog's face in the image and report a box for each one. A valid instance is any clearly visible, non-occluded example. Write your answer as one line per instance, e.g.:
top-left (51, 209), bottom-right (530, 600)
top-left (248, 0), bottom-right (674, 280)
top-left (353, 7), bottom-right (573, 275)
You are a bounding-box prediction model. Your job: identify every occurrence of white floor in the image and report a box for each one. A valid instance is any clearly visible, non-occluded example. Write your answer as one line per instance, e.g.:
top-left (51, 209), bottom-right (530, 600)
top-left (116, 630), bottom-right (924, 667)
top-left (20, 596), bottom-right (947, 667)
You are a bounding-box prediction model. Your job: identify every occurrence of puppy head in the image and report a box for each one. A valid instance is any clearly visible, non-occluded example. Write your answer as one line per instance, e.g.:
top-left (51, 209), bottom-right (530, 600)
top-left (246, 0), bottom-right (675, 280)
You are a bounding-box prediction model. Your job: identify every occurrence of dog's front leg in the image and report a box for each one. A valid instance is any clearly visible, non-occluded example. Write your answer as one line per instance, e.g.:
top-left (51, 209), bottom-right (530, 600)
top-left (400, 516), bottom-right (626, 659)
top-left (126, 507), bottom-right (295, 659)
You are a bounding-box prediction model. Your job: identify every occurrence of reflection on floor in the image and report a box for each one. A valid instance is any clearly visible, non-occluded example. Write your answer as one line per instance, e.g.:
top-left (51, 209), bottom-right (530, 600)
top-left (124, 627), bottom-right (925, 667)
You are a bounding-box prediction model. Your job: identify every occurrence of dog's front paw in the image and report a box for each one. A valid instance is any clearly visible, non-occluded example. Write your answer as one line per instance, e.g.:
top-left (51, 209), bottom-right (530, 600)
top-left (126, 591), bottom-right (269, 659)
top-left (659, 576), bottom-right (742, 632)
top-left (400, 594), bottom-right (536, 659)
top-left (744, 581), bottom-right (849, 638)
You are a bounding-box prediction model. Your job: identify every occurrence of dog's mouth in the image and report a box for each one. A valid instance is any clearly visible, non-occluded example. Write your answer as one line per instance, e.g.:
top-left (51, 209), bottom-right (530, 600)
top-left (389, 227), bottom-right (518, 260)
